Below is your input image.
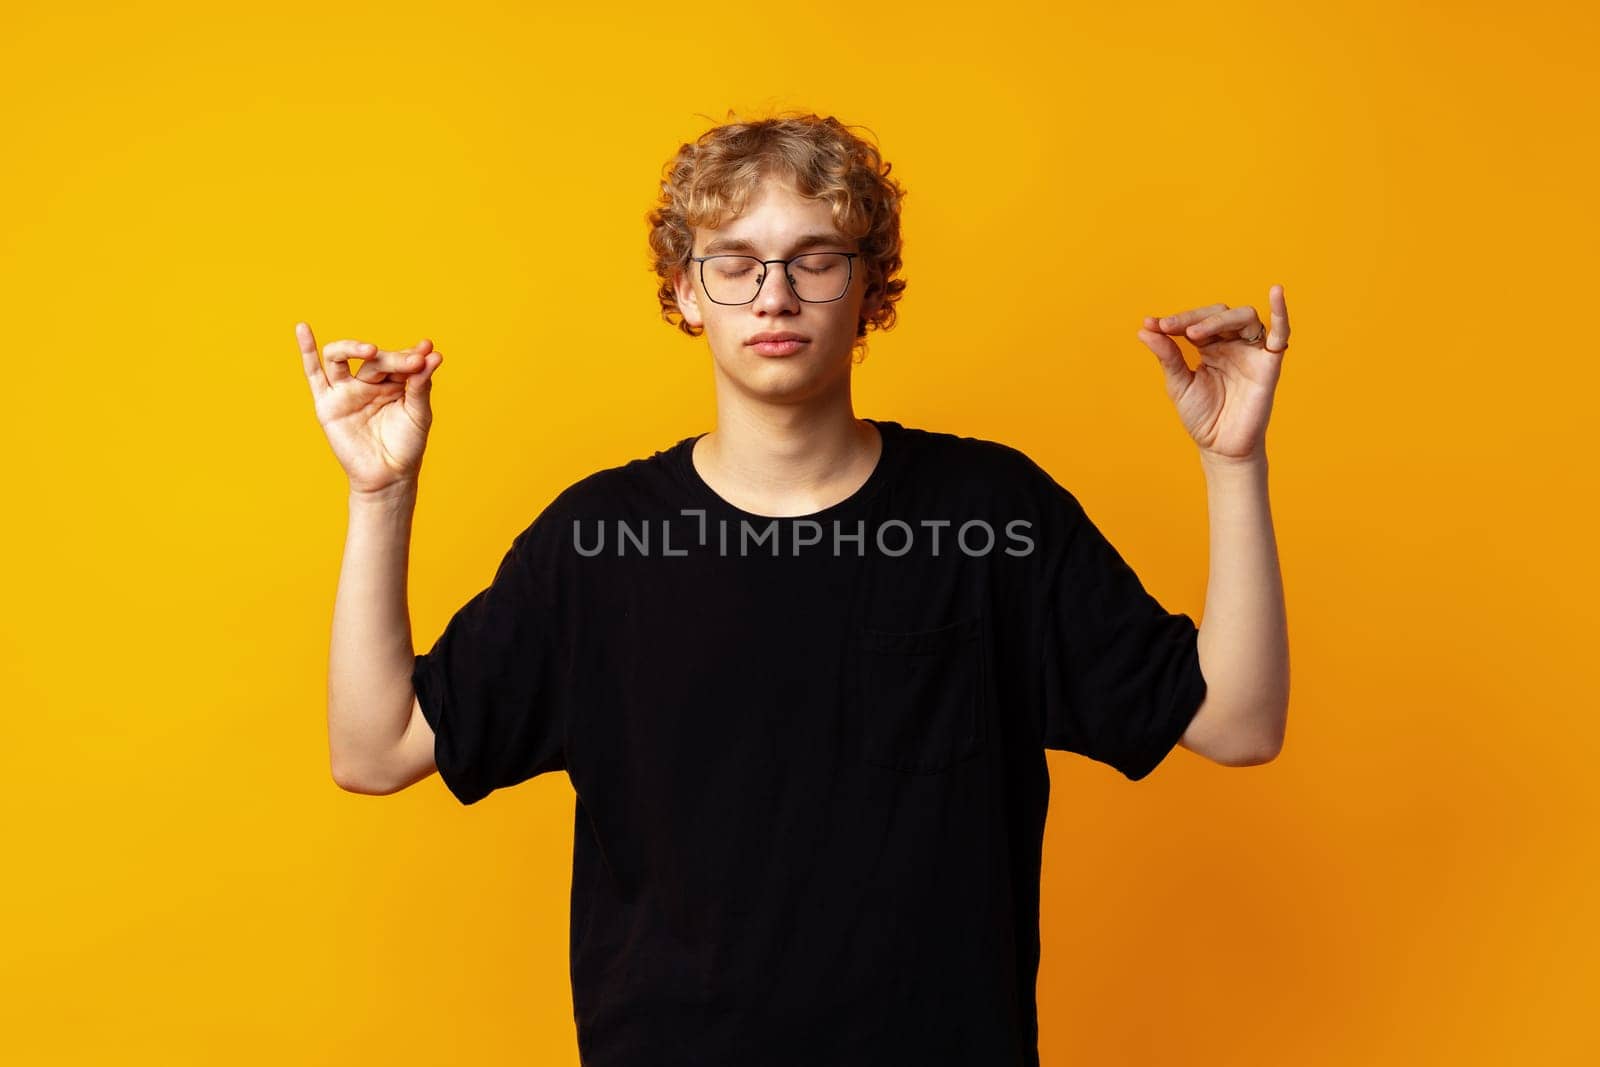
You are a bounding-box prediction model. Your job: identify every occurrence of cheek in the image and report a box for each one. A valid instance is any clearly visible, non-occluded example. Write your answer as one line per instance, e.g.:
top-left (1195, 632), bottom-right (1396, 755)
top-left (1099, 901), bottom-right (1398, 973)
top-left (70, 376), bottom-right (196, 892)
top-left (702, 308), bottom-right (732, 338)
top-left (704, 315), bottom-right (744, 355)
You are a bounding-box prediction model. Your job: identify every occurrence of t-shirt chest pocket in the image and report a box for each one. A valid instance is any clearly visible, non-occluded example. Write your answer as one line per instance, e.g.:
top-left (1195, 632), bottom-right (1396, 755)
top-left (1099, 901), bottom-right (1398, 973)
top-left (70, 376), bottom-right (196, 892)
top-left (853, 615), bottom-right (988, 773)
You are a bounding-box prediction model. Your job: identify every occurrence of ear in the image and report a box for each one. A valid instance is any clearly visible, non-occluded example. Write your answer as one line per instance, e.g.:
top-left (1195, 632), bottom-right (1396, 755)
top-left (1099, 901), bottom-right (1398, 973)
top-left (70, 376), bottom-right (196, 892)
top-left (673, 264), bottom-right (705, 329)
top-left (861, 274), bottom-right (885, 321)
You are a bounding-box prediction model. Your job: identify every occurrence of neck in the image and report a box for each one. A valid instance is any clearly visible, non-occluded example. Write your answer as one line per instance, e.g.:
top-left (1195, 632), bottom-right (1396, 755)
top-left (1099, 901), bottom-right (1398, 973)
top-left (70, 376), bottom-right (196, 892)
top-left (694, 401), bottom-right (881, 517)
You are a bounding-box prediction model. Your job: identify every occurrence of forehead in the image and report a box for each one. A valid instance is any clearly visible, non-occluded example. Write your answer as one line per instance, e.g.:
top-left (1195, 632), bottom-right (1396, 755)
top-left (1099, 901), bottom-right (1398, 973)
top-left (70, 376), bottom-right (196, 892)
top-left (695, 178), bottom-right (853, 254)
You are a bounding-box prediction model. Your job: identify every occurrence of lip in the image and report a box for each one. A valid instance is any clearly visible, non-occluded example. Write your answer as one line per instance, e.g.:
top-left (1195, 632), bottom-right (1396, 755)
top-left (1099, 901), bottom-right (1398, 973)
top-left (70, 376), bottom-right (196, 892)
top-left (746, 331), bottom-right (810, 358)
top-left (749, 339), bottom-right (808, 357)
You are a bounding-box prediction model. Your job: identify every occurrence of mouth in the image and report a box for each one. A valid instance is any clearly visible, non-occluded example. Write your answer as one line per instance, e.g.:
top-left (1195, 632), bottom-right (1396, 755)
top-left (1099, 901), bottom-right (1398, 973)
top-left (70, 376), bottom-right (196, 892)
top-left (748, 338), bottom-right (809, 357)
top-left (746, 332), bottom-right (811, 357)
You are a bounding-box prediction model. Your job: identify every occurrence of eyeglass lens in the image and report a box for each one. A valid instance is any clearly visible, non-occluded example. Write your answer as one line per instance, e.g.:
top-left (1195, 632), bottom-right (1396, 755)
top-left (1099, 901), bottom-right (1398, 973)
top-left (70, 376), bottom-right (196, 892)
top-left (701, 253), bottom-right (850, 304)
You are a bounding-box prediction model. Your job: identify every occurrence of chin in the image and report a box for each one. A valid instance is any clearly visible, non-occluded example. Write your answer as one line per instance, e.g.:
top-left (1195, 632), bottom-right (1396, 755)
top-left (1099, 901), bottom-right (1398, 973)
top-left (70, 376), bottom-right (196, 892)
top-left (717, 349), bottom-right (834, 395)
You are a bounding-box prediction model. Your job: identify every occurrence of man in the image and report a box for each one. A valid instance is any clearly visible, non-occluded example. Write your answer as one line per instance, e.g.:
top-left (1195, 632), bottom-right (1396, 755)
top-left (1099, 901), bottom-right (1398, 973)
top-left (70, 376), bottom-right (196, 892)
top-left (302, 111), bottom-right (1291, 1067)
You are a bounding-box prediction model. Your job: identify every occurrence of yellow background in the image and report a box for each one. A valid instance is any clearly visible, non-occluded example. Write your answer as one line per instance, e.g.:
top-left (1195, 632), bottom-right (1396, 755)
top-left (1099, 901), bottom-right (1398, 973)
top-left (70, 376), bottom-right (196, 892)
top-left (2, 0), bottom-right (1594, 1062)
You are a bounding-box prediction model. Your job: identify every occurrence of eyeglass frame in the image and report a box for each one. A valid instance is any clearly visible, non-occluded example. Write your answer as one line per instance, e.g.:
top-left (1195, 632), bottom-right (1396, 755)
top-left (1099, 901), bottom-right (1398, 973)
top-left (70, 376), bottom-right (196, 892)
top-left (688, 251), bottom-right (860, 305)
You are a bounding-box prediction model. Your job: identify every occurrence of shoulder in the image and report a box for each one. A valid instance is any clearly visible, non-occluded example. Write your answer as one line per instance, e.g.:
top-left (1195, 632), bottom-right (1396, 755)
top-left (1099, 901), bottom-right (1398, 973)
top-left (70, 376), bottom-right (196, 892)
top-left (892, 422), bottom-right (1079, 511)
top-left (512, 437), bottom-right (692, 543)
top-left (893, 421), bottom-right (1046, 474)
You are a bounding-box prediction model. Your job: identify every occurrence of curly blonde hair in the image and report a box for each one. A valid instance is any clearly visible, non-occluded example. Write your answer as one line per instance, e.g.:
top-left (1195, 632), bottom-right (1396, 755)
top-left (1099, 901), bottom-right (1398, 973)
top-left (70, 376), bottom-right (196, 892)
top-left (646, 109), bottom-right (908, 364)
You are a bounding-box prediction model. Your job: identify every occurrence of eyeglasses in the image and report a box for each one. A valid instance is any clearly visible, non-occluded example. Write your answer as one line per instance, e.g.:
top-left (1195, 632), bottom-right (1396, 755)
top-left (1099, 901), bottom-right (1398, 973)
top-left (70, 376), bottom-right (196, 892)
top-left (689, 252), bottom-right (859, 305)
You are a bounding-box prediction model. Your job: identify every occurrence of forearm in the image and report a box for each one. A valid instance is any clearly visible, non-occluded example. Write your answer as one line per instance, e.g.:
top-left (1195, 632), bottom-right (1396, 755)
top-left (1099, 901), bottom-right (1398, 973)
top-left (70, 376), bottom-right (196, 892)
top-left (327, 483), bottom-right (420, 786)
top-left (1194, 451), bottom-right (1290, 757)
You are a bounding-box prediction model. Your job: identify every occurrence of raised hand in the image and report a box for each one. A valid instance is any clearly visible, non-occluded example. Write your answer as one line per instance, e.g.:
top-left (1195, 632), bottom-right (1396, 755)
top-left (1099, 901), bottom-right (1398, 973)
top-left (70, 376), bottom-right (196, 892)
top-left (297, 322), bottom-right (445, 496)
top-left (1136, 284), bottom-right (1291, 464)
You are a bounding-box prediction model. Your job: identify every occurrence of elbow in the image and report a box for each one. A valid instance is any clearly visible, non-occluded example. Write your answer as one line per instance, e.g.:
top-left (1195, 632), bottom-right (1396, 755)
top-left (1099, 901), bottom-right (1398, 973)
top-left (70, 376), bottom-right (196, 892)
top-left (1235, 737), bottom-right (1283, 767)
top-left (331, 758), bottom-right (370, 794)
top-left (1236, 718), bottom-right (1287, 767)
top-left (1210, 705), bottom-right (1287, 768)
top-left (1182, 691), bottom-right (1287, 767)
top-left (330, 751), bottom-right (396, 796)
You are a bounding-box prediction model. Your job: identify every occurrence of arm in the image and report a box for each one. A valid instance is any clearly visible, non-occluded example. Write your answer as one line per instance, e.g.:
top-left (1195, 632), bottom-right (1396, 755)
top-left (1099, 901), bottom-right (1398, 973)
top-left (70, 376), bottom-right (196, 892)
top-left (327, 483), bottom-right (437, 794)
top-left (296, 321), bottom-right (445, 794)
top-left (1138, 286), bottom-right (1294, 767)
top-left (1180, 452), bottom-right (1290, 766)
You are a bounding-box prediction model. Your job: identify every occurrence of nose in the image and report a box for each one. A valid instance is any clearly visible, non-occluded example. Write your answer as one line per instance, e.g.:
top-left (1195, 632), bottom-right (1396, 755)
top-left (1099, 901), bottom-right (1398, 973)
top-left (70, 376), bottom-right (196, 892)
top-left (753, 263), bottom-right (802, 313)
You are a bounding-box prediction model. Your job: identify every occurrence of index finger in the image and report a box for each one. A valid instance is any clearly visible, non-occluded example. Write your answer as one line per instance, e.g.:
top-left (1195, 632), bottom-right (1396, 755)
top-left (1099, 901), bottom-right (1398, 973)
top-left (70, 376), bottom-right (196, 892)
top-left (1156, 303), bottom-right (1228, 334)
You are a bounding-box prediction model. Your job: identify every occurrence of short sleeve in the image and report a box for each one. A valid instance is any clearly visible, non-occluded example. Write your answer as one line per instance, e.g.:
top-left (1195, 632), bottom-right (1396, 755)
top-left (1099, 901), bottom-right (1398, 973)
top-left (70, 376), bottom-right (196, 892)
top-left (411, 509), bottom-right (569, 805)
top-left (1033, 468), bottom-right (1208, 781)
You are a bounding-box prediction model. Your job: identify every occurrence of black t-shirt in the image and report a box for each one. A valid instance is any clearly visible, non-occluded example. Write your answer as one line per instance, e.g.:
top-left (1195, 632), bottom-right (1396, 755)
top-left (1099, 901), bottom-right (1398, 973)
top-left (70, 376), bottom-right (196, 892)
top-left (411, 417), bottom-right (1207, 1067)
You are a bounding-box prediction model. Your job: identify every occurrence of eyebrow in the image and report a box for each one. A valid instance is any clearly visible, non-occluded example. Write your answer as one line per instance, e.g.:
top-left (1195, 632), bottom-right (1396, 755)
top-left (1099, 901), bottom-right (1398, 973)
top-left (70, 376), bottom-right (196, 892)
top-left (699, 231), bottom-right (853, 256)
